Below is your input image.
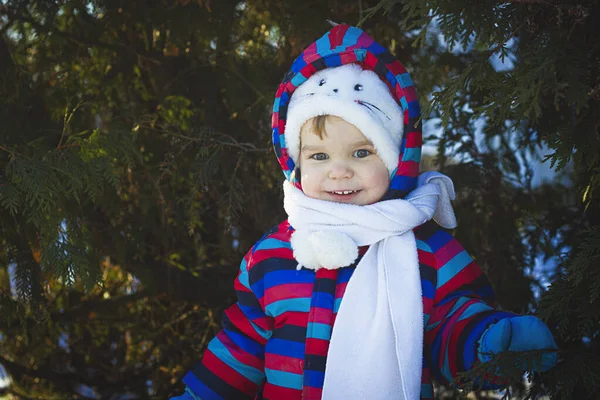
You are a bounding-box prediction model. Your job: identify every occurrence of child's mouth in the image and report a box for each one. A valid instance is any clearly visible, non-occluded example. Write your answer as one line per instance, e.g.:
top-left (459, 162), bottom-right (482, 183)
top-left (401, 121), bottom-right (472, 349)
top-left (327, 190), bottom-right (361, 201)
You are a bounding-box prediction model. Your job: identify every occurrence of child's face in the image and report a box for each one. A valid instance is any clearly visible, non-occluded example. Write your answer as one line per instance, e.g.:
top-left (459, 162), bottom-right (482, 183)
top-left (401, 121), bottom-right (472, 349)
top-left (298, 116), bottom-right (389, 205)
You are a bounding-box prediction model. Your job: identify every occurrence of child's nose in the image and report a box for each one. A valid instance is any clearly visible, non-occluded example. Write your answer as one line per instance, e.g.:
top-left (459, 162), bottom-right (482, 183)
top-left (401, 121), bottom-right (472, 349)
top-left (328, 162), bottom-right (353, 179)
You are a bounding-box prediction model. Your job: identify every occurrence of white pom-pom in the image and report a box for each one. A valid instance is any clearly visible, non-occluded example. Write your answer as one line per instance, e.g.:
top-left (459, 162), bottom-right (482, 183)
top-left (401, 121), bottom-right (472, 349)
top-left (310, 231), bottom-right (358, 269)
top-left (291, 230), bottom-right (320, 270)
top-left (291, 230), bottom-right (359, 271)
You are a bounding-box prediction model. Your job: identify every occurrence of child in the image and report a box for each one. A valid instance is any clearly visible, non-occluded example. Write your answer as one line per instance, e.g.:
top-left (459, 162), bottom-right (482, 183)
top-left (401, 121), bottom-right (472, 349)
top-left (172, 25), bottom-right (557, 400)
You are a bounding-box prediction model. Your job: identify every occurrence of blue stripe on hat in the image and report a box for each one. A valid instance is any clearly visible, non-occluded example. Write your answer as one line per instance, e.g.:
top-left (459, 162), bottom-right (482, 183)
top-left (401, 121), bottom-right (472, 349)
top-left (386, 70), bottom-right (397, 89)
top-left (367, 41), bottom-right (386, 55)
top-left (400, 96), bottom-right (408, 111)
top-left (324, 54), bottom-right (342, 67)
top-left (408, 100), bottom-right (421, 118)
top-left (389, 175), bottom-right (416, 191)
top-left (291, 57), bottom-right (307, 73)
top-left (286, 158), bottom-right (295, 171)
top-left (353, 48), bottom-right (366, 61)
top-left (397, 72), bottom-right (414, 88)
top-left (341, 26), bottom-right (363, 49)
top-left (402, 147), bottom-right (422, 163)
top-left (279, 92), bottom-right (290, 108)
top-left (315, 34), bottom-right (331, 56)
top-left (291, 73), bottom-right (308, 88)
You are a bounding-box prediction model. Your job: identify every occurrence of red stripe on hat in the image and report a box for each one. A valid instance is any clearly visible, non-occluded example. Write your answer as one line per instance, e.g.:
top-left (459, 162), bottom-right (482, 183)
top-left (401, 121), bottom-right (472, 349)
top-left (340, 50), bottom-right (357, 64)
top-left (363, 51), bottom-right (378, 69)
top-left (278, 118), bottom-right (286, 135)
top-left (395, 160), bottom-right (419, 177)
top-left (395, 84), bottom-right (403, 99)
top-left (387, 60), bottom-right (407, 76)
top-left (403, 85), bottom-right (418, 103)
top-left (301, 63), bottom-right (316, 77)
top-left (304, 52), bottom-right (321, 64)
top-left (303, 42), bottom-right (317, 58)
top-left (272, 111), bottom-right (279, 127)
top-left (328, 24), bottom-right (349, 48)
top-left (404, 131), bottom-right (423, 148)
top-left (280, 147), bottom-right (293, 169)
top-left (275, 85), bottom-right (285, 98)
top-left (356, 31), bottom-right (375, 48)
top-left (393, 83), bottom-right (403, 100)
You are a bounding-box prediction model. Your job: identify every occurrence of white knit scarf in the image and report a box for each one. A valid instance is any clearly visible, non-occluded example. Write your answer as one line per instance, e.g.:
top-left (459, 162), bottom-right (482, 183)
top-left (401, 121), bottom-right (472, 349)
top-left (283, 172), bottom-right (457, 400)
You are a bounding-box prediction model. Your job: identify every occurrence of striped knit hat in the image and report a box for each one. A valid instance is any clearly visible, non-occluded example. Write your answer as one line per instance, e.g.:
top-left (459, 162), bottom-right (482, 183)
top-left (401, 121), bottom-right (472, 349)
top-left (272, 24), bottom-right (422, 200)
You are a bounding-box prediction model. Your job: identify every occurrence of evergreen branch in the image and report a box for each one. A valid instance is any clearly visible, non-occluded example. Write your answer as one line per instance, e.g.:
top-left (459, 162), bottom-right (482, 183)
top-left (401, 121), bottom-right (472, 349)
top-left (454, 349), bottom-right (561, 395)
top-left (166, 131), bottom-right (270, 153)
top-left (503, 0), bottom-right (552, 3)
top-left (10, 15), bottom-right (161, 65)
top-left (223, 65), bottom-right (266, 100)
top-left (49, 289), bottom-right (152, 322)
top-left (0, 145), bottom-right (22, 157)
top-left (0, 353), bottom-right (156, 397)
top-left (58, 99), bottom-right (88, 149)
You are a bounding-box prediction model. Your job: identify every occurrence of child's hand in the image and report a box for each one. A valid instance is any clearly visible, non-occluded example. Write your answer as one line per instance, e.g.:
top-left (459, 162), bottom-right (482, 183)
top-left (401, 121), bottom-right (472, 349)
top-left (478, 315), bottom-right (558, 372)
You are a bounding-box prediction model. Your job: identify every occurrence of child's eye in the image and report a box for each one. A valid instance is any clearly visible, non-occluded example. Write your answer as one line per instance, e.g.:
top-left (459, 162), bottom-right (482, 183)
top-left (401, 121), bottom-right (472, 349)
top-left (354, 149), bottom-right (371, 158)
top-left (310, 153), bottom-right (328, 161)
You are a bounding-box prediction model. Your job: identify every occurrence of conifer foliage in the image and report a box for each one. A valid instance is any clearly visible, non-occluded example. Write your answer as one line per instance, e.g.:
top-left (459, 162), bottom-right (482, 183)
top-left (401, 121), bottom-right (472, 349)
top-left (0, 0), bottom-right (598, 398)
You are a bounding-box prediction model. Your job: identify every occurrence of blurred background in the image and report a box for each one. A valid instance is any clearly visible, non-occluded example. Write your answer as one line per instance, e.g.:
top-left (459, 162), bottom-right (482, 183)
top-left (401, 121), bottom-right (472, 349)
top-left (0, 0), bottom-right (598, 398)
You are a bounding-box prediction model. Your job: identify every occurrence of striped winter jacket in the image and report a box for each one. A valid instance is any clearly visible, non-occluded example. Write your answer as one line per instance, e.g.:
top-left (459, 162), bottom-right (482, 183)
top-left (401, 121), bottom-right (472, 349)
top-left (182, 24), bottom-right (516, 399)
top-left (182, 221), bottom-right (515, 399)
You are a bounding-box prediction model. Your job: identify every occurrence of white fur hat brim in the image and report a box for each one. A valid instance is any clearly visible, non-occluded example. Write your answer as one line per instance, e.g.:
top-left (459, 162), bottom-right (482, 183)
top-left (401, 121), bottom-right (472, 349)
top-left (285, 95), bottom-right (400, 172)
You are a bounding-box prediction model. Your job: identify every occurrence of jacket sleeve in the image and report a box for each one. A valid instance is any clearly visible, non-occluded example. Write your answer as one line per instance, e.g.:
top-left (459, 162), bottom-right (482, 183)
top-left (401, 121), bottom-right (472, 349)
top-left (182, 242), bottom-right (273, 399)
top-left (420, 226), bottom-right (516, 387)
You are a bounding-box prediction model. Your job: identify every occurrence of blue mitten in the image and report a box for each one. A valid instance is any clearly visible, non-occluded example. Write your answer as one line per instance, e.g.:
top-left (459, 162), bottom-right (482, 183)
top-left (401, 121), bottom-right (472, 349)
top-left (478, 315), bottom-right (558, 372)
